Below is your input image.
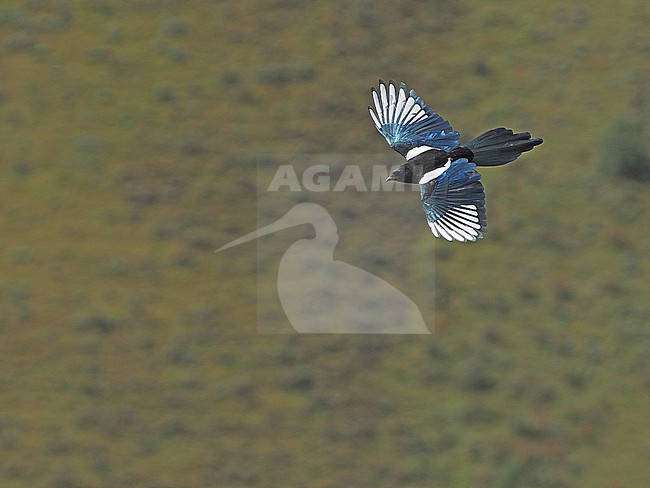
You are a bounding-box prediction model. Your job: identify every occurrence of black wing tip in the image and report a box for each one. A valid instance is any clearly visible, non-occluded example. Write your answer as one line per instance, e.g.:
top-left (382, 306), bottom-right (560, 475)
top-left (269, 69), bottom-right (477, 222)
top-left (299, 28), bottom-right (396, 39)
top-left (371, 80), bottom-right (414, 99)
top-left (377, 79), bottom-right (405, 90)
top-left (517, 136), bottom-right (544, 150)
top-left (499, 128), bottom-right (544, 143)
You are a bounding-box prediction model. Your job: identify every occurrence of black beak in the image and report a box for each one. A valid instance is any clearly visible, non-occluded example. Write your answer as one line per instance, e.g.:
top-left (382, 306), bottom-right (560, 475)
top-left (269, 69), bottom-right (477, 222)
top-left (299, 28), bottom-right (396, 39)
top-left (386, 167), bottom-right (403, 182)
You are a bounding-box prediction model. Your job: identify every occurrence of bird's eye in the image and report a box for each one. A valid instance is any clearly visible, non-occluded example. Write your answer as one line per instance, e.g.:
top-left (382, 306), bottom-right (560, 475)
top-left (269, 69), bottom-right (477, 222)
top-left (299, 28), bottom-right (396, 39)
top-left (404, 165), bottom-right (412, 183)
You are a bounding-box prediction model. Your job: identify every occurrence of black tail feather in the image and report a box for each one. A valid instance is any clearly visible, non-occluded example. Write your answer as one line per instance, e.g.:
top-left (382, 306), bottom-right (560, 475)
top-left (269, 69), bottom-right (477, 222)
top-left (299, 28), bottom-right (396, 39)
top-left (466, 128), bottom-right (543, 167)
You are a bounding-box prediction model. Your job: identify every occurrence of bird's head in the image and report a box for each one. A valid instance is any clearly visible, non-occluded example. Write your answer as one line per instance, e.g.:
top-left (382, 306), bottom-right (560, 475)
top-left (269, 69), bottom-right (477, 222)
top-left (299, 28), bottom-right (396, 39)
top-left (386, 163), bottom-right (417, 184)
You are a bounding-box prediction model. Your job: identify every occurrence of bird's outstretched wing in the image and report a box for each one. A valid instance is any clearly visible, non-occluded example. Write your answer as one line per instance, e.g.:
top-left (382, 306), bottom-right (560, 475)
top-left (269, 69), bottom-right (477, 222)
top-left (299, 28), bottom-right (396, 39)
top-left (419, 158), bottom-right (487, 242)
top-left (368, 80), bottom-right (460, 158)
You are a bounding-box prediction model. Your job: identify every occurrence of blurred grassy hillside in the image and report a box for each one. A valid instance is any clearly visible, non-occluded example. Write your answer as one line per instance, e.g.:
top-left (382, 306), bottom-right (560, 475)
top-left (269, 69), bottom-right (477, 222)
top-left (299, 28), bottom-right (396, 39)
top-left (0, 0), bottom-right (648, 487)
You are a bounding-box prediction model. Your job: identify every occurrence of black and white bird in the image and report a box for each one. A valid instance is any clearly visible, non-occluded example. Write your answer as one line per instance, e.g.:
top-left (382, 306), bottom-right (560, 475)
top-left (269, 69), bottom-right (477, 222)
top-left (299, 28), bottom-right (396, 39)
top-left (369, 80), bottom-right (543, 242)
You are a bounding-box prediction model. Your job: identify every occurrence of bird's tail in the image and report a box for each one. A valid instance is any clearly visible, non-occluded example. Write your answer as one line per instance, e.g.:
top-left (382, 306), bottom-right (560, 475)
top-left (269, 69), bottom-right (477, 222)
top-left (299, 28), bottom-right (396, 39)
top-left (465, 128), bottom-right (543, 167)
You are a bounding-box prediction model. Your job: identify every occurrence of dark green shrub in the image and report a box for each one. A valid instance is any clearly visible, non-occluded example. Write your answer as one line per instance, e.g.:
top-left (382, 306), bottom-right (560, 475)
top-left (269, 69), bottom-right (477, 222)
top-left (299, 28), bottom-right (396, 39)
top-left (71, 312), bottom-right (119, 334)
top-left (600, 114), bottom-right (650, 182)
top-left (161, 17), bottom-right (187, 36)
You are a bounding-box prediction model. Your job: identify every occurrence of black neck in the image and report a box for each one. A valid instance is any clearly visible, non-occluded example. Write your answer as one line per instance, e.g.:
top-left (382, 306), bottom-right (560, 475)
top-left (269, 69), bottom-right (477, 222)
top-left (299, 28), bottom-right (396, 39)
top-left (449, 146), bottom-right (474, 162)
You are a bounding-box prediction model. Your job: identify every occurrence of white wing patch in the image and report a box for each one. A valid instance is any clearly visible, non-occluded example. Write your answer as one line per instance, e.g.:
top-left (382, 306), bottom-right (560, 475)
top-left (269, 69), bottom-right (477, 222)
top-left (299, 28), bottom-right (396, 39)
top-left (428, 204), bottom-right (483, 242)
top-left (369, 80), bottom-right (430, 132)
top-left (368, 107), bottom-right (381, 131)
top-left (406, 145), bottom-right (436, 161)
top-left (419, 159), bottom-right (452, 185)
top-left (372, 90), bottom-right (382, 127)
top-left (388, 82), bottom-right (396, 122)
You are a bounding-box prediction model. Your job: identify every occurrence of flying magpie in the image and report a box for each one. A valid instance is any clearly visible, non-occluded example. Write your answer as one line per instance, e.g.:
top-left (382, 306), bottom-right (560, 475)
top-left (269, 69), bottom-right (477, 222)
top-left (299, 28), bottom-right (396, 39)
top-left (369, 80), bottom-right (543, 242)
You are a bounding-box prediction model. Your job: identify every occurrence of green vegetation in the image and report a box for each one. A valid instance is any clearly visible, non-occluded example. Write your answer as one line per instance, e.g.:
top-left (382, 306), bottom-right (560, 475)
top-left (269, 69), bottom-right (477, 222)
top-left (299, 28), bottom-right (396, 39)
top-left (0, 1), bottom-right (648, 486)
top-left (600, 113), bottom-right (650, 181)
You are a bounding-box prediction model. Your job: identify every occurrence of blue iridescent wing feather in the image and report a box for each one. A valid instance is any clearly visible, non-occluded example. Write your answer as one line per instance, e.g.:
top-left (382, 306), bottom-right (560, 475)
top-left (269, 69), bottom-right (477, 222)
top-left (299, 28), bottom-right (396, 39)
top-left (368, 80), bottom-right (460, 157)
top-left (419, 158), bottom-right (487, 242)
